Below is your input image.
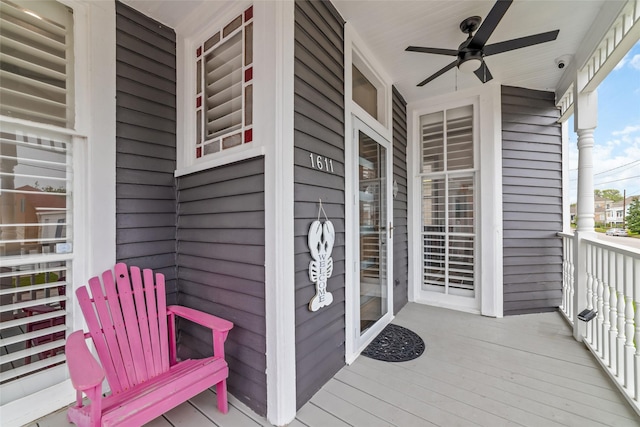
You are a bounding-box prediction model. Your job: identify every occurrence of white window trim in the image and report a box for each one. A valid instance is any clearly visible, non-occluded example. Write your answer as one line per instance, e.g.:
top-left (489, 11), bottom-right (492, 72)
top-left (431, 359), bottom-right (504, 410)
top-left (175, 0), bottom-right (265, 178)
top-left (344, 22), bottom-right (395, 365)
top-left (1, 0), bottom-right (117, 425)
top-left (407, 83), bottom-right (503, 318)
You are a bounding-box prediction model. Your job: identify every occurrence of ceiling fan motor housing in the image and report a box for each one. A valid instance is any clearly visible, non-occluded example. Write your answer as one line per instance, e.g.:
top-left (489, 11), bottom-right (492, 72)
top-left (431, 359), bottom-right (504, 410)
top-left (460, 16), bottom-right (482, 34)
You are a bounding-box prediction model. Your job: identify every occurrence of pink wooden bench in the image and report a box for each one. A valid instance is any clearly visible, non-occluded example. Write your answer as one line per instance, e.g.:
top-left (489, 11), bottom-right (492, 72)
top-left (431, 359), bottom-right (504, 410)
top-left (66, 263), bottom-right (233, 427)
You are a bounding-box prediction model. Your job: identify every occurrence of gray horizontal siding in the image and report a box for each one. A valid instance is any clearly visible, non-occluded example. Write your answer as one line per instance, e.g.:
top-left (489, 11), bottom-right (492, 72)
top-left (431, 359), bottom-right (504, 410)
top-left (294, 0), bottom-right (346, 410)
top-left (115, 1), bottom-right (177, 301)
top-left (392, 86), bottom-right (409, 315)
top-left (501, 85), bottom-right (563, 316)
top-left (176, 157), bottom-right (267, 416)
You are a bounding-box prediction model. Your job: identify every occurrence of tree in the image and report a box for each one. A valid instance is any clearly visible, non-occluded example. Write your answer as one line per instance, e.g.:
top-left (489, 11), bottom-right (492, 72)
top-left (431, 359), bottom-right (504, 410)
top-left (595, 189), bottom-right (623, 202)
top-left (627, 198), bottom-right (640, 233)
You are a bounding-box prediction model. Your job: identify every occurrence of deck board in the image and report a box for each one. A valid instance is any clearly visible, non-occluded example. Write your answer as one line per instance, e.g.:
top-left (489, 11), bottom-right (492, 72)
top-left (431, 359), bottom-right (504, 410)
top-left (31, 304), bottom-right (639, 426)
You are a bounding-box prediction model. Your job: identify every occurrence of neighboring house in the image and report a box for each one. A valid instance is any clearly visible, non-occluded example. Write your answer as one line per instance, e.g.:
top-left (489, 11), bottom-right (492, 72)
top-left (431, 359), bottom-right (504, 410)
top-left (0, 186), bottom-right (66, 248)
top-left (605, 195), bottom-right (639, 226)
top-left (1, 0), bottom-right (638, 426)
top-left (594, 195), bottom-right (612, 225)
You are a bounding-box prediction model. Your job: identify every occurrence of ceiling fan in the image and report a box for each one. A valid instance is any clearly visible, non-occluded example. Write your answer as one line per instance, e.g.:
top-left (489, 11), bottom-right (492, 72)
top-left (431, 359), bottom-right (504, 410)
top-left (406, 0), bottom-right (559, 87)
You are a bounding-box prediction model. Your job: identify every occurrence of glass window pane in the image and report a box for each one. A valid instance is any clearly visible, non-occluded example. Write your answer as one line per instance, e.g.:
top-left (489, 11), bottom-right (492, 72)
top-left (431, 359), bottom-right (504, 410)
top-left (448, 176), bottom-right (474, 234)
top-left (204, 32), bottom-right (243, 139)
top-left (223, 15), bottom-right (242, 37)
top-left (0, 0), bottom-right (74, 128)
top-left (352, 65), bottom-right (377, 119)
top-left (244, 23), bottom-right (253, 66)
top-left (0, 122), bottom-right (72, 392)
top-left (420, 111), bottom-right (444, 173)
top-left (358, 131), bottom-right (387, 334)
top-left (446, 105), bottom-right (473, 170)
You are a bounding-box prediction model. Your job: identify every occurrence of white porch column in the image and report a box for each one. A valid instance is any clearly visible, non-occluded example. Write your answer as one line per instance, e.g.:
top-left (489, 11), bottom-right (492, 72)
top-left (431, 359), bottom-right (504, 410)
top-left (572, 86), bottom-right (598, 341)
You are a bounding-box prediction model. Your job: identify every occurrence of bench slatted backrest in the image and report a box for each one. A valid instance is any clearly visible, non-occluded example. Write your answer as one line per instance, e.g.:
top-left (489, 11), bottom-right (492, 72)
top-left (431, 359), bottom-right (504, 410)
top-left (76, 263), bottom-right (170, 394)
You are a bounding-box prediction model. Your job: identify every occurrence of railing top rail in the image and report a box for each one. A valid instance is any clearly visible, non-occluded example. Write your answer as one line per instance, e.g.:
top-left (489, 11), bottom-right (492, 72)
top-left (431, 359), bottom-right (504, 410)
top-left (557, 231), bottom-right (575, 238)
top-left (582, 236), bottom-right (640, 258)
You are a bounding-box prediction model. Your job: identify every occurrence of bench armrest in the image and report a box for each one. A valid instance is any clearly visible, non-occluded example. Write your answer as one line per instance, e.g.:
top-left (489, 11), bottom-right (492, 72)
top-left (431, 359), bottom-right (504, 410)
top-left (167, 305), bottom-right (233, 333)
top-left (167, 305), bottom-right (233, 361)
top-left (66, 330), bottom-right (105, 391)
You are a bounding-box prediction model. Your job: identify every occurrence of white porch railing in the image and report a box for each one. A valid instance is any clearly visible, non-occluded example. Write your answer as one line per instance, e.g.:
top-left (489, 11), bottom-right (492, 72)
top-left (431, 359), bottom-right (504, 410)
top-left (559, 232), bottom-right (640, 414)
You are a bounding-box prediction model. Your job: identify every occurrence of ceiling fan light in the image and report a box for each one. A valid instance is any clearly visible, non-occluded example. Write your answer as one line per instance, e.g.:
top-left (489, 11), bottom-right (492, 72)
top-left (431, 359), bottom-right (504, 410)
top-left (458, 52), bottom-right (483, 73)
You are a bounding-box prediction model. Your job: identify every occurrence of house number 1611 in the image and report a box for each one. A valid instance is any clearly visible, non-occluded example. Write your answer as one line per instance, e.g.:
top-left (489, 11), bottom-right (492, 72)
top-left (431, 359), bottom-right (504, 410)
top-left (309, 153), bottom-right (334, 173)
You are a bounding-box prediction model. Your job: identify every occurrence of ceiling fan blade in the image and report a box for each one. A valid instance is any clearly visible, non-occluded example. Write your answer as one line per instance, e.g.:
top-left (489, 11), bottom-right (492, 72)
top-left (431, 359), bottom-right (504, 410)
top-left (468, 0), bottom-right (513, 50)
top-left (483, 30), bottom-right (559, 56)
top-left (406, 46), bottom-right (459, 56)
top-left (474, 61), bottom-right (493, 83)
top-left (417, 60), bottom-right (457, 87)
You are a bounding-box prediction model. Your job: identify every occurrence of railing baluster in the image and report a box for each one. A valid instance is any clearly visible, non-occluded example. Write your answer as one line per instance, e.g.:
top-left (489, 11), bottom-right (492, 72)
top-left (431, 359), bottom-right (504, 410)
top-left (620, 256), bottom-right (640, 399)
top-left (616, 252), bottom-right (625, 378)
top-left (609, 249), bottom-right (617, 371)
top-left (569, 237), bottom-right (575, 320)
top-left (602, 247), bottom-right (610, 364)
top-left (562, 236), bottom-right (569, 316)
top-left (584, 242), bottom-right (596, 344)
top-left (596, 246), bottom-right (604, 355)
top-left (630, 255), bottom-right (639, 398)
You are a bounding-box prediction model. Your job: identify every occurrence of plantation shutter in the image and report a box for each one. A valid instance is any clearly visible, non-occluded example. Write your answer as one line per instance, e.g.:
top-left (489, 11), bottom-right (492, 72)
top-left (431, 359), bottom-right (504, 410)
top-left (420, 105), bottom-right (476, 296)
top-left (195, 6), bottom-right (253, 159)
top-left (0, 0), bottom-right (74, 128)
top-left (205, 32), bottom-right (243, 140)
top-left (0, 0), bottom-right (75, 405)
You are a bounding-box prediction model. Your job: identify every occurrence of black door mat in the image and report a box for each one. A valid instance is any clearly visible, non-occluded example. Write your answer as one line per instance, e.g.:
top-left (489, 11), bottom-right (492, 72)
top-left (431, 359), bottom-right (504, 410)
top-left (361, 324), bottom-right (425, 362)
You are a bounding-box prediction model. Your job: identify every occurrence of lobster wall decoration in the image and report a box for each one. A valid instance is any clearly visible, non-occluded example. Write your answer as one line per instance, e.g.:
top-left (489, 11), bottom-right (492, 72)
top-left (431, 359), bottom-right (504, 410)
top-left (308, 200), bottom-right (335, 312)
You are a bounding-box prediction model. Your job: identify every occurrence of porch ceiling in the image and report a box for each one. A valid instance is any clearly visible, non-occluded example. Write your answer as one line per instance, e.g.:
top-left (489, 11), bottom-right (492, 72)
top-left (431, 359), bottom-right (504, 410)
top-left (333, 0), bottom-right (616, 103)
top-left (124, 0), bottom-right (622, 104)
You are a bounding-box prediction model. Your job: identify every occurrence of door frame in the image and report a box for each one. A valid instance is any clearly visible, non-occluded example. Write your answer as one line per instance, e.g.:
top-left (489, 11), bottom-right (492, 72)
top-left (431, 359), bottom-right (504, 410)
top-left (346, 116), bottom-right (394, 363)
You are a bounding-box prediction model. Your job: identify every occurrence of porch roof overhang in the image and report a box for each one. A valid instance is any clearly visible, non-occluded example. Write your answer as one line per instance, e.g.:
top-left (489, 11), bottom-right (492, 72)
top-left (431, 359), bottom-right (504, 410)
top-left (124, 0), bottom-right (631, 105)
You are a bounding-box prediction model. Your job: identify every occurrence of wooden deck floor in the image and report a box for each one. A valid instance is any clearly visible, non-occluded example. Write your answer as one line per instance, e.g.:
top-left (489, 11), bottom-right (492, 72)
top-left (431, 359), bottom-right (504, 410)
top-left (29, 303), bottom-right (639, 426)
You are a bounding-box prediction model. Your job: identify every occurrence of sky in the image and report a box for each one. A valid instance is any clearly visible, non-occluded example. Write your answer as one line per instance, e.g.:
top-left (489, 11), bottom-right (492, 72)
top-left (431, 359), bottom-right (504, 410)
top-left (568, 40), bottom-right (640, 203)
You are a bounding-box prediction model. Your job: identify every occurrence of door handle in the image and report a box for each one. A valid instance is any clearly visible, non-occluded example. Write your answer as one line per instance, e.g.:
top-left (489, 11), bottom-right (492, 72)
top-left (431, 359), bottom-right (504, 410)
top-left (389, 222), bottom-right (394, 239)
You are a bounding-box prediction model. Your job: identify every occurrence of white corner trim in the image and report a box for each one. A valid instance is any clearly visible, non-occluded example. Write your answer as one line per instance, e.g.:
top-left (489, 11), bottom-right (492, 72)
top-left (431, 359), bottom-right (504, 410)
top-left (561, 120), bottom-right (571, 232)
top-left (84, 0), bottom-right (117, 279)
top-left (343, 22), bottom-right (355, 364)
top-left (478, 82), bottom-right (503, 318)
top-left (407, 107), bottom-right (420, 304)
top-left (263, 1), bottom-right (297, 425)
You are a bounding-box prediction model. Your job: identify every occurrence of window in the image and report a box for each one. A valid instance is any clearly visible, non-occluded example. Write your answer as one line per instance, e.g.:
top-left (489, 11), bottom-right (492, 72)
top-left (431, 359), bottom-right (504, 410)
top-left (0, 0), bottom-right (74, 404)
top-left (351, 51), bottom-right (388, 128)
top-left (420, 105), bottom-right (476, 296)
top-left (353, 65), bottom-right (377, 119)
top-left (195, 6), bottom-right (253, 159)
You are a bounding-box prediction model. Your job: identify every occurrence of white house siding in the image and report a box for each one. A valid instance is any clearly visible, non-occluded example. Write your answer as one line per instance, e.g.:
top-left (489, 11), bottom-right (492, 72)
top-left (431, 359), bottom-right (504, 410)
top-left (501, 85), bottom-right (563, 315)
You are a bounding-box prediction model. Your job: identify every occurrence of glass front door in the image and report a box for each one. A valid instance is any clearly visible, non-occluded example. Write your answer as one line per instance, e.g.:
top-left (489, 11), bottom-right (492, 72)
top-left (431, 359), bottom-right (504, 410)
top-left (353, 119), bottom-right (392, 348)
top-left (358, 131), bottom-right (388, 333)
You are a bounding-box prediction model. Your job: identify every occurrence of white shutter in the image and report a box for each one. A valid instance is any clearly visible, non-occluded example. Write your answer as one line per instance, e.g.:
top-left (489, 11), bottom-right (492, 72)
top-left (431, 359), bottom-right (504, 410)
top-left (205, 32), bottom-right (243, 139)
top-left (195, 6), bottom-right (253, 159)
top-left (421, 106), bottom-right (476, 296)
top-left (0, 0), bottom-right (74, 128)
